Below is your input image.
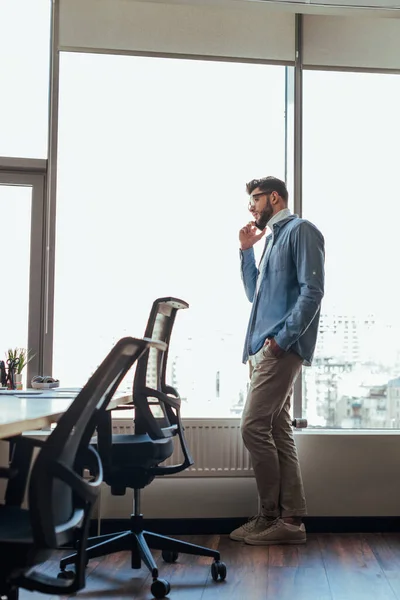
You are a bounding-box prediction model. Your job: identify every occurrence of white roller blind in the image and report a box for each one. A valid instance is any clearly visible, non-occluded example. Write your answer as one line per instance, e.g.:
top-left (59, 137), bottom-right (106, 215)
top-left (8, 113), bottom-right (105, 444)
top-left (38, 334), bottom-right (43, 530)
top-left (58, 0), bottom-right (296, 62)
top-left (303, 15), bottom-right (400, 69)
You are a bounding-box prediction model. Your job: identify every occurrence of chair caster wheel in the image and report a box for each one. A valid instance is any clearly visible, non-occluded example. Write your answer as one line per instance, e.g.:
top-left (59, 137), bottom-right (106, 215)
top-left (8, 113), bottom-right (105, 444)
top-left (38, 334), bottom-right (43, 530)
top-left (211, 560), bottom-right (227, 582)
top-left (162, 550), bottom-right (179, 563)
top-left (151, 578), bottom-right (171, 598)
top-left (57, 570), bottom-right (75, 580)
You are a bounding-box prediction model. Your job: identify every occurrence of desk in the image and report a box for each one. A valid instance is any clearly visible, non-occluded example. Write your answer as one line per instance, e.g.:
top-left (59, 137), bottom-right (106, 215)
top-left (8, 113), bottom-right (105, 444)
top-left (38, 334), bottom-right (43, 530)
top-left (0, 389), bottom-right (131, 439)
top-left (0, 389), bottom-right (131, 518)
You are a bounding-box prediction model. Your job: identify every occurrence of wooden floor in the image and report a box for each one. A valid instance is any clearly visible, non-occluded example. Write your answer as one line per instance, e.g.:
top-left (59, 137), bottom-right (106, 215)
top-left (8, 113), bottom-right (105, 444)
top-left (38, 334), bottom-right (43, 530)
top-left (22, 533), bottom-right (400, 600)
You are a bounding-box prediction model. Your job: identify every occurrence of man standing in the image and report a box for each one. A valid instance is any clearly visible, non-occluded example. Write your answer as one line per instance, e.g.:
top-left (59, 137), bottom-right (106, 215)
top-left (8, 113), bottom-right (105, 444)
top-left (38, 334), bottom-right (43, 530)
top-left (230, 176), bottom-right (325, 545)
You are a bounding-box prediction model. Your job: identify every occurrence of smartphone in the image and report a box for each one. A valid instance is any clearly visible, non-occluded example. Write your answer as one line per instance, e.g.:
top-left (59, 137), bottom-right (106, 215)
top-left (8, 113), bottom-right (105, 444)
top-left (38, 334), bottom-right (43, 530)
top-left (254, 220), bottom-right (266, 231)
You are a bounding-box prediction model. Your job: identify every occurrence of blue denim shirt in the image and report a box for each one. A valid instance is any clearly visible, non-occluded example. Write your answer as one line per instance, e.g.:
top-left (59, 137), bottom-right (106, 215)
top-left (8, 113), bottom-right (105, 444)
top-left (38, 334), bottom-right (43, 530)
top-left (240, 214), bottom-right (325, 365)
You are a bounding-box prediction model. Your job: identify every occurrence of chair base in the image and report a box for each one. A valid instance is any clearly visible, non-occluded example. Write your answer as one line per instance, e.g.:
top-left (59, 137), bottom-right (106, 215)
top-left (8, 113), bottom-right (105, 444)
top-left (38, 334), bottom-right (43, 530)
top-left (59, 513), bottom-right (221, 580)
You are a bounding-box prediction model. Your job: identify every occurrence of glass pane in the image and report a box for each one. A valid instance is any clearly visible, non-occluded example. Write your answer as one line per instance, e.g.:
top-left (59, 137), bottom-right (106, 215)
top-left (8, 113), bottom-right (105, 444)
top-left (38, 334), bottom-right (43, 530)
top-left (54, 53), bottom-right (287, 417)
top-left (303, 70), bottom-right (400, 429)
top-left (0, 185), bottom-right (32, 387)
top-left (0, 0), bottom-right (51, 158)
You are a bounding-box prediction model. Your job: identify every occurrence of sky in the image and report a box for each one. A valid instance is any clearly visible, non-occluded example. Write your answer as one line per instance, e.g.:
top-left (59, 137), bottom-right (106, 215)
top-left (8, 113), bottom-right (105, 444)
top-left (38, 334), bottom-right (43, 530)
top-left (52, 53), bottom-right (287, 391)
top-left (0, 0), bottom-right (50, 158)
top-left (303, 70), bottom-right (400, 323)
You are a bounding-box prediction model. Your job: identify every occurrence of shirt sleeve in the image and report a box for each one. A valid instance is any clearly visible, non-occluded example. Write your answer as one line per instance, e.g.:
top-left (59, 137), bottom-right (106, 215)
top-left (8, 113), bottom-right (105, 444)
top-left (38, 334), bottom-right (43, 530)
top-left (274, 221), bottom-right (325, 351)
top-left (239, 247), bottom-right (258, 302)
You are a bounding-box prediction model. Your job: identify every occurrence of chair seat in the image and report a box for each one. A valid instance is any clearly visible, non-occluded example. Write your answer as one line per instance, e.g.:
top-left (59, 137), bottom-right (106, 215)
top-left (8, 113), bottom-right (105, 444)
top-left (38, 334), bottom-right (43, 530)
top-left (93, 434), bottom-right (175, 492)
top-left (110, 434), bottom-right (174, 467)
top-left (0, 505), bottom-right (33, 544)
top-left (0, 505), bottom-right (43, 574)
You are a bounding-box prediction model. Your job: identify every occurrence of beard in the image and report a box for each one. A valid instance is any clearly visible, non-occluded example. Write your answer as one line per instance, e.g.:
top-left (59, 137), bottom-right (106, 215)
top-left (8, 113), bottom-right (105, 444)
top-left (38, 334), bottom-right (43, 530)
top-left (255, 198), bottom-right (273, 230)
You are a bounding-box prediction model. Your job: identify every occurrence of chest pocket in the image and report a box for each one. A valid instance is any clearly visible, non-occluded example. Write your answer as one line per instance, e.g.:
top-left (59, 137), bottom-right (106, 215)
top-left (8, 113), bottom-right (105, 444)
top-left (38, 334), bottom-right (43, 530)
top-left (268, 246), bottom-right (287, 271)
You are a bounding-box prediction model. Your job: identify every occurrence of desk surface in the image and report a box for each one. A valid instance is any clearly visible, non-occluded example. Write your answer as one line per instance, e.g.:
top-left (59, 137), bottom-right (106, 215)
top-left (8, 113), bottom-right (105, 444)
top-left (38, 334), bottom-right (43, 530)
top-left (0, 389), bottom-right (131, 439)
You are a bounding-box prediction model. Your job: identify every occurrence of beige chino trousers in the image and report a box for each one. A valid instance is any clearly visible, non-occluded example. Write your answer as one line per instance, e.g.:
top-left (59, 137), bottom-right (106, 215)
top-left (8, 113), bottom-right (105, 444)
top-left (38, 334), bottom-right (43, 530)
top-left (241, 344), bottom-right (306, 519)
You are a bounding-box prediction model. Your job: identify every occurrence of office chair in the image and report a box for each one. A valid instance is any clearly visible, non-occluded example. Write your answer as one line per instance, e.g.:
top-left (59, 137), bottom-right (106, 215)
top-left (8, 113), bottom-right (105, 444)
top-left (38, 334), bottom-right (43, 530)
top-left (59, 297), bottom-right (227, 600)
top-left (0, 337), bottom-right (154, 600)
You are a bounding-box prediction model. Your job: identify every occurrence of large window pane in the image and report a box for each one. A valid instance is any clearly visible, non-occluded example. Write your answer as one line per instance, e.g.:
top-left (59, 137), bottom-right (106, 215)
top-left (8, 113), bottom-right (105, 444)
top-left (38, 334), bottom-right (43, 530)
top-left (54, 53), bottom-right (287, 417)
top-left (303, 70), bottom-right (400, 429)
top-left (0, 0), bottom-right (51, 158)
top-left (0, 185), bottom-right (32, 386)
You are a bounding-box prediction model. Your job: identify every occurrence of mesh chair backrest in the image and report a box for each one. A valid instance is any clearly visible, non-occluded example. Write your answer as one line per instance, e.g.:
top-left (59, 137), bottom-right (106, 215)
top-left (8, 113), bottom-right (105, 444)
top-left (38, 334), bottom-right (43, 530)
top-left (29, 337), bottom-right (151, 548)
top-left (133, 297), bottom-right (188, 437)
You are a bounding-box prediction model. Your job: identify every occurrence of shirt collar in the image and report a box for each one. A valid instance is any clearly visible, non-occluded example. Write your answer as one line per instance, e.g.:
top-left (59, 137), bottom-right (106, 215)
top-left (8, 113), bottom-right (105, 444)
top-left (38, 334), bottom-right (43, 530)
top-left (267, 208), bottom-right (291, 232)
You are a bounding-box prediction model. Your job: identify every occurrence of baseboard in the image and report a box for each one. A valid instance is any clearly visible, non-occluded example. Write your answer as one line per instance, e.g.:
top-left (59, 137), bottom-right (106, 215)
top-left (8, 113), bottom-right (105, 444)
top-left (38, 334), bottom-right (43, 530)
top-left (90, 516), bottom-right (400, 536)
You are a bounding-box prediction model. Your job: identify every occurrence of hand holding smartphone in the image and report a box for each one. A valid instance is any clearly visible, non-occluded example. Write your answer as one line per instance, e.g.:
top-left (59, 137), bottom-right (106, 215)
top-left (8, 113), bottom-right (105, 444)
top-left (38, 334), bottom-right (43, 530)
top-left (239, 221), bottom-right (266, 251)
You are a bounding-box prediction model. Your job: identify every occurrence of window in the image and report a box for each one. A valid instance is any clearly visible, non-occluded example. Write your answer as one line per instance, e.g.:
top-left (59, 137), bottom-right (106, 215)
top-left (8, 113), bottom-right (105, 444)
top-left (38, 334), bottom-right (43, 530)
top-left (53, 53), bottom-right (287, 417)
top-left (0, 185), bottom-right (31, 354)
top-left (0, 0), bottom-right (51, 158)
top-left (302, 70), bottom-right (400, 429)
top-left (0, 174), bottom-right (45, 385)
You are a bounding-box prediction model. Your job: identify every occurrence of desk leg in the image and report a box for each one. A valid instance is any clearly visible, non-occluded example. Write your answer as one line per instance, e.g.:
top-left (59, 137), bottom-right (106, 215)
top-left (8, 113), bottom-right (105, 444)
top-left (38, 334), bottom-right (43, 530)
top-left (0, 441), bottom-right (9, 502)
top-left (97, 485), bottom-right (102, 536)
top-left (5, 436), bottom-right (34, 507)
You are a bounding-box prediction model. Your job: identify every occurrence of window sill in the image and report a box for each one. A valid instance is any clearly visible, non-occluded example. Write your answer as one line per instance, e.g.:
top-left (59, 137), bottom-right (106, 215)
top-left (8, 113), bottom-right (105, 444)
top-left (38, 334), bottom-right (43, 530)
top-left (111, 414), bottom-right (400, 433)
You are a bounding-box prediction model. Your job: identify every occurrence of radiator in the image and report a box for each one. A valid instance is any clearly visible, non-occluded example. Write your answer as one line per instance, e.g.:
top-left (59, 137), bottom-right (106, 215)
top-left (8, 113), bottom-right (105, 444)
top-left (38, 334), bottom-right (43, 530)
top-left (111, 419), bottom-right (253, 477)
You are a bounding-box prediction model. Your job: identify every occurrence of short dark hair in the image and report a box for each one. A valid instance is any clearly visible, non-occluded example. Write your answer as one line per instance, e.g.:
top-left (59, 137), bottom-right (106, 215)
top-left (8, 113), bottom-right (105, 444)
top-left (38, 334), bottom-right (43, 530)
top-left (246, 176), bottom-right (288, 203)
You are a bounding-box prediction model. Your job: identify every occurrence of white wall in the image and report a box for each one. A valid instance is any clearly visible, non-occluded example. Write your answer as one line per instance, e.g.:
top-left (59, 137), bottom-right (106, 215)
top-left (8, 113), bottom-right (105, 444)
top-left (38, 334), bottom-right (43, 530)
top-left (99, 431), bottom-right (400, 518)
top-left (2, 431), bottom-right (399, 518)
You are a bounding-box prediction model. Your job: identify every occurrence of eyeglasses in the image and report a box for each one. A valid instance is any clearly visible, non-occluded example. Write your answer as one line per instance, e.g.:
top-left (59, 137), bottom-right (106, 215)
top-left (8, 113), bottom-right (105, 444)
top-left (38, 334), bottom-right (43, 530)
top-left (248, 190), bottom-right (273, 210)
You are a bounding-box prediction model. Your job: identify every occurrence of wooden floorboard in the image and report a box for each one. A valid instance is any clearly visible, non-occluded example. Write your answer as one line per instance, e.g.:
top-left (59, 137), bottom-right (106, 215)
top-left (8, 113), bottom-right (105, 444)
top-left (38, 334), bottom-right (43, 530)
top-left (266, 567), bottom-right (332, 600)
top-left (319, 534), bottom-right (398, 600)
top-left (268, 533), bottom-right (324, 567)
top-left (318, 533), bottom-right (383, 569)
top-left (365, 534), bottom-right (400, 599)
top-left (202, 534), bottom-right (269, 600)
top-left (18, 533), bottom-right (400, 600)
top-left (366, 534), bottom-right (400, 571)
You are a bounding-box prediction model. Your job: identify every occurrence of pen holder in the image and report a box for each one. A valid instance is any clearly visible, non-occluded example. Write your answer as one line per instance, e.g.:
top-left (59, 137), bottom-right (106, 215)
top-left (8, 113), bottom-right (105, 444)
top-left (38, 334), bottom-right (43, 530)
top-left (15, 374), bottom-right (23, 391)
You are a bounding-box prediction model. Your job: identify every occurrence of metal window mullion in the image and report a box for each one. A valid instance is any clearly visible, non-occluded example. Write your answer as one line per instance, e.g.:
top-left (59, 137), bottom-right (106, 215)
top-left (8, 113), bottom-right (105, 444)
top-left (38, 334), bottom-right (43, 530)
top-left (41, 0), bottom-right (61, 378)
top-left (28, 173), bottom-right (46, 382)
top-left (0, 158), bottom-right (47, 174)
top-left (293, 14), bottom-right (303, 420)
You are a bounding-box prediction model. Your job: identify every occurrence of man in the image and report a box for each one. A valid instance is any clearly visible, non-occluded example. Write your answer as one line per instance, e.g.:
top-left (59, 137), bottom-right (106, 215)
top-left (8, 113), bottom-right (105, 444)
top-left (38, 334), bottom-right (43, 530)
top-left (230, 176), bottom-right (325, 546)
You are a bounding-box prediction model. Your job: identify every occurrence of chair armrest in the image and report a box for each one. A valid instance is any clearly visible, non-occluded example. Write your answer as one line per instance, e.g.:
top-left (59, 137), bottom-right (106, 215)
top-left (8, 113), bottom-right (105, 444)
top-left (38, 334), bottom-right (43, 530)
top-left (4, 436), bottom-right (45, 507)
top-left (0, 467), bottom-right (18, 479)
top-left (152, 419), bottom-right (194, 476)
top-left (135, 386), bottom-right (194, 475)
top-left (6, 435), bottom-right (46, 448)
top-left (74, 445), bottom-right (102, 480)
top-left (141, 387), bottom-right (181, 411)
top-left (164, 384), bottom-right (180, 398)
top-left (146, 388), bottom-right (194, 475)
top-left (111, 403), bottom-right (134, 411)
top-left (50, 447), bottom-right (103, 504)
